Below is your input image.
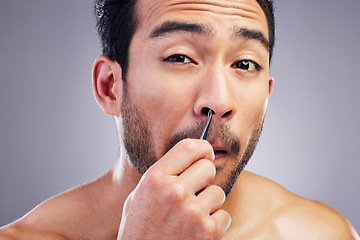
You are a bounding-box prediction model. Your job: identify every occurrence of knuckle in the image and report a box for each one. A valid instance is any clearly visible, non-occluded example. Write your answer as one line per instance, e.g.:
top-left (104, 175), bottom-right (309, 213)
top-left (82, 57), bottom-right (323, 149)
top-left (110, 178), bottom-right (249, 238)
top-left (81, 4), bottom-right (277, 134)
top-left (177, 138), bottom-right (197, 152)
top-left (199, 218), bottom-right (218, 239)
top-left (163, 182), bottom-right (186, 205)
top-left (141, 169), bottom-right (162, 191)
top-left (183, 202), bottom-right (202, 220)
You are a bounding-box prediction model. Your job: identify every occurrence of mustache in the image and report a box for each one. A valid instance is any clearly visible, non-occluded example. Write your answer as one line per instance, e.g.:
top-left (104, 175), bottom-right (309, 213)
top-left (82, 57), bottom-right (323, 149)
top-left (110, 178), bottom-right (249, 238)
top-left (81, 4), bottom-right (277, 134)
top-left (164, 122), bottom-right (241, 156)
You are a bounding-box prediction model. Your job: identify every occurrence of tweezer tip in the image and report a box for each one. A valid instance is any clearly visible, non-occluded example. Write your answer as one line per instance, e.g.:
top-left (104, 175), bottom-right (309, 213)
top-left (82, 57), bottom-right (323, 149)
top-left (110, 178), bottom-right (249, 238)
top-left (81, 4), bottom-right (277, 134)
top-left (200, 109), bottom-right (213, 140)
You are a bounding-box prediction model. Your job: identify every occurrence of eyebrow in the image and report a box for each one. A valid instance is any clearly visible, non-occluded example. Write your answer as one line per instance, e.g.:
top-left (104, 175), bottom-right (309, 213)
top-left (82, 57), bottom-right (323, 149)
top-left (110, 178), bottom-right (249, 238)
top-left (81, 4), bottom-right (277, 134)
top-left (149, 21), bottom-right (269, 52)
top-left (150, 21), bottom-right (212, 38)
top-left (233, 27), bottom-right (270, 52)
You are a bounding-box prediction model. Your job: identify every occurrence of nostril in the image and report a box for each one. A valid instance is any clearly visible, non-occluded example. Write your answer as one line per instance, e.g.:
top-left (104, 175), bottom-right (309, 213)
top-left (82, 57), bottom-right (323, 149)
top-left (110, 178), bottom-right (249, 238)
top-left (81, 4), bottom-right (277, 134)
top-left (201, 107), bottom-right (214, 116)
top-left (221, 110), bottom-right (232, 118)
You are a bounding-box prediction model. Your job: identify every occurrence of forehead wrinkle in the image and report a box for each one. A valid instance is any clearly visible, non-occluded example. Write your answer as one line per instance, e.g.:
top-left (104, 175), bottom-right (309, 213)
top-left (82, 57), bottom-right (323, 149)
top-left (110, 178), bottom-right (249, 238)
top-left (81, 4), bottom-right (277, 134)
top-left (149, 21), bottom-right (214, 39)
top-left (137, 0), bottom-right (266, 28)
top-left (167, 1), bottom-right (263, 20)
top-left (136, 0), bottom-right (268, 49)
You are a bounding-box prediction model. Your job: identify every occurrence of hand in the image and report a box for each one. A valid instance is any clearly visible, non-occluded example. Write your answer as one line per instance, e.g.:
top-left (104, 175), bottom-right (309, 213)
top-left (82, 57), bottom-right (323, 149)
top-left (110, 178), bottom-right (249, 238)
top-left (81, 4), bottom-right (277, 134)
top-left (117, 139), bottom-right (231, 240)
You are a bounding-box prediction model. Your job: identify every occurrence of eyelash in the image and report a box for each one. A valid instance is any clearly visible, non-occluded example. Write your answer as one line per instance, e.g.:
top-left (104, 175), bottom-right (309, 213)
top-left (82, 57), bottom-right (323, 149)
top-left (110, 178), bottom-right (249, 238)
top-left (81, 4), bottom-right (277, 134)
top-left (162, 54), bottom-right (196, 65)
top-left (163, 54), bottom-right (262, 72)
top-left (231, 59), bottom-right (262, 72)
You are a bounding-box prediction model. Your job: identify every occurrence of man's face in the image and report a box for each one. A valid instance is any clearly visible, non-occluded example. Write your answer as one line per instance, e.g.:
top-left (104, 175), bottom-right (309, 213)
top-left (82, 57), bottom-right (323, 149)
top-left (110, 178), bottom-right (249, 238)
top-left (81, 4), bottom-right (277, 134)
top-left (119, 0), bottom-right (272, 194)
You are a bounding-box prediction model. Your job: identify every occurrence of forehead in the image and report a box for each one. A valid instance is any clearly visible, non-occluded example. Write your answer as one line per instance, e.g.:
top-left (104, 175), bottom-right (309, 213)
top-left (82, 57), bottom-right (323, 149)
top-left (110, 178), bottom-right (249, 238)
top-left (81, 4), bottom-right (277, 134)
top-left (134, 0), bottom-right (268, 39)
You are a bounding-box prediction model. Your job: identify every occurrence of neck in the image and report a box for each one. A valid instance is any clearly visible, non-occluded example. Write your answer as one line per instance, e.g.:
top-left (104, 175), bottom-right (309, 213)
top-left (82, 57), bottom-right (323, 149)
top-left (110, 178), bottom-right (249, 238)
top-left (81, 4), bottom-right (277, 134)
top-left (111, 157), bottom-right (142, 192)
top-left (82, 157), bottom-right (141, 238)
top-left (106, 157), bottom-right (142, 210)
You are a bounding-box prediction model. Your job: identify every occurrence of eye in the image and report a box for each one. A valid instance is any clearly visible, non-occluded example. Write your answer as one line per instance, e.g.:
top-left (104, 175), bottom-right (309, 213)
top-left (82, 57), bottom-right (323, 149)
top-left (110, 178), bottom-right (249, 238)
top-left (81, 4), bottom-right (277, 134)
top-left (163, 54), bottom-right (194, 64)
top-left (232, 60), bottom-right (262, 72)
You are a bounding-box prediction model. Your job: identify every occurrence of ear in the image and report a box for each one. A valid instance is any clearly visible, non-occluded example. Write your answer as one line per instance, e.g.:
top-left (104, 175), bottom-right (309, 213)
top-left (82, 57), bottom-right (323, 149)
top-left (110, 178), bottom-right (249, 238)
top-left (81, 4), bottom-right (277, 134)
top-left (262, 73), bottom-right (274, 126)
top-left (268, 73), bottom-right (274, 96)
top-left (92, 55), bottom-right (123, 117)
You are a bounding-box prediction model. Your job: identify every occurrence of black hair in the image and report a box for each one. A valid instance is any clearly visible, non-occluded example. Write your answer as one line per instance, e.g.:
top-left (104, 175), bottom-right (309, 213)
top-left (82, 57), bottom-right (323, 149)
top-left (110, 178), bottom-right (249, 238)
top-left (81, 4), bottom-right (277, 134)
top-left (95, 0), bottom-right (275, 79)
top-left (95, 0), bottom-right (138, 80)
top-left (256, 0), bottom-right (275, 63)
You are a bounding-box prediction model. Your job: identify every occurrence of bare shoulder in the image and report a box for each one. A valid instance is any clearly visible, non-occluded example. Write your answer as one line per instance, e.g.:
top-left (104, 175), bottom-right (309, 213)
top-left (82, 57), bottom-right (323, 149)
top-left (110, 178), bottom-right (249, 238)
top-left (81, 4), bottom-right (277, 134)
top-left (276, 194), bottom-right (357, 239)
top-left (0, 185), bottom-right (89, 240)
top-left (0, 173), bottom-right (120, 240)
top-left (0, 191), bottom-right (80, 240)
top-left (0, 222), bottom-right (68, 240)
top-left (248, 171), bottom-right (357, 239)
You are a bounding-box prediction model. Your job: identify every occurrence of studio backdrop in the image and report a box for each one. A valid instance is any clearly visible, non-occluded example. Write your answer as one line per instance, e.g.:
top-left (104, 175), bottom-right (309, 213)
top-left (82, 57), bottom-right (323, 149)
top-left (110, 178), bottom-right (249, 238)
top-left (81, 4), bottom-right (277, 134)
top-left (1, 0), bottom-right (359, 231)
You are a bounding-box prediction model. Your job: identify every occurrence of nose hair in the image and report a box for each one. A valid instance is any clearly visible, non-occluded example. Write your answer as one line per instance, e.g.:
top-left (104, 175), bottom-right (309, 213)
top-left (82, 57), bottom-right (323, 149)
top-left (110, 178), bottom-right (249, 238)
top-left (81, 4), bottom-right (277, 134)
top-left (193, 66), bottom-right (236, 122)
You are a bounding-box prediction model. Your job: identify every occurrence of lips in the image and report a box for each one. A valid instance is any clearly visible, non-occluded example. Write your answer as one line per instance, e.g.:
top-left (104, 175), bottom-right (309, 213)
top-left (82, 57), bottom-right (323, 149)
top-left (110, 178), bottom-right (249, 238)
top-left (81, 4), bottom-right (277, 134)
top-left (212, 145), bottom-right (230, 159)
top-left (214, 150), bottom-right (228, 159)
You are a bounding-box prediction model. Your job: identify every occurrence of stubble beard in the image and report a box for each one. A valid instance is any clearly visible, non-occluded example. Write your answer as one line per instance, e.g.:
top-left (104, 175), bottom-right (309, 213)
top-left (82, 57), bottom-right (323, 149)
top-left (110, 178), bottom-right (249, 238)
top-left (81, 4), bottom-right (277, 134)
top-left (120, 85), bottom-right (264, 196)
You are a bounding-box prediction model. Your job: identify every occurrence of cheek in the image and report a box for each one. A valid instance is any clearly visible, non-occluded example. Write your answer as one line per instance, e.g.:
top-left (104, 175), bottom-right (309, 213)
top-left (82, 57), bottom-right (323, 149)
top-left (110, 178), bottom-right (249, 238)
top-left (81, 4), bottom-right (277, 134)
top-left (128, 58), bottom-right (192, 109)
top-left (126, 71), bottom-right (197, 154)
top-left (234, 82), bottom-right (269, 132)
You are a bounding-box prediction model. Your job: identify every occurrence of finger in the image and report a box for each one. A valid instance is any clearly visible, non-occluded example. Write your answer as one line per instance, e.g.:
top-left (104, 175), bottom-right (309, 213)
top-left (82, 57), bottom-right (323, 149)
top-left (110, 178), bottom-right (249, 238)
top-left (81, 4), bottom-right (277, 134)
top-left (152, 138), bottom-right (214, 175)
top-left (196, 185), bottom-right (225, 214)
top-left (177, 158), bottom-right (216, 193)
top-left (211, 209), bottom-right (232, 238)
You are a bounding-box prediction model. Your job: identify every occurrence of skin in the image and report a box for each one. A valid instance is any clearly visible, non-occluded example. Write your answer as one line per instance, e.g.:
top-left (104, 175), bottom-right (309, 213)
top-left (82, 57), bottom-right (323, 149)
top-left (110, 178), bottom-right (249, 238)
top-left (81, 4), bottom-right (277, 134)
top-left (0, 0), bottom-right (358, 239)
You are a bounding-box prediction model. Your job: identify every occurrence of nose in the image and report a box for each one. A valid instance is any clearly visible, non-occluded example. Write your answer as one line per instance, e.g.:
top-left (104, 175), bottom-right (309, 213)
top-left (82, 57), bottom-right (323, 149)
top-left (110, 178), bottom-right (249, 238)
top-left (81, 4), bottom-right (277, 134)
top-left (193, 66), bottom-right (236, 122)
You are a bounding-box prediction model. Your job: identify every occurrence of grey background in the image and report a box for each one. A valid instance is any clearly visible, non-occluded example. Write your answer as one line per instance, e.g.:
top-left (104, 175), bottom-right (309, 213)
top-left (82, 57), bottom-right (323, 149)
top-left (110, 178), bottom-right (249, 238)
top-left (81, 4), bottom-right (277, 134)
top-left (1, 0), bottom-right (359, 231)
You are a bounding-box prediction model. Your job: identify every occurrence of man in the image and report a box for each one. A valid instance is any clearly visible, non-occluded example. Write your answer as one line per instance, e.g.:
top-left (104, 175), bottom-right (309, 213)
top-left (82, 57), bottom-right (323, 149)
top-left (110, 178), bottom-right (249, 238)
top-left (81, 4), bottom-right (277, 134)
top-left (0, 0), bottom-right (358, 239)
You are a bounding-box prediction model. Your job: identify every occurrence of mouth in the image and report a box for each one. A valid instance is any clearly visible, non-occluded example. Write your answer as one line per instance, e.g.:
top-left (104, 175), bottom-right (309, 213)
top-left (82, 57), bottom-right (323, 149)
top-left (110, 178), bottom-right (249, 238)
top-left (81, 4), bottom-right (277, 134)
top-left (214, 150), bottom-right (228, 159)
top-left (212, 146), bottom-right (229, 159)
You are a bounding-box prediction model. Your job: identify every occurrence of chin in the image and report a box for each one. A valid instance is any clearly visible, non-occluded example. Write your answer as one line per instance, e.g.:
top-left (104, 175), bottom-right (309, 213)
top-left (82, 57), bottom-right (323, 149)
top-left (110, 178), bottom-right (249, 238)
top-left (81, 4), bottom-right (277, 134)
top-left (212, 155), bottom-right (244, 196)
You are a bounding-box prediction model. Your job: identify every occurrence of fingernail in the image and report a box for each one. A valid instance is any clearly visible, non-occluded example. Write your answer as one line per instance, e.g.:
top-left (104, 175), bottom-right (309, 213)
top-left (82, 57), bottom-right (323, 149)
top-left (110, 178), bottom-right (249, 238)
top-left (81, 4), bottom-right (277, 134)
top-left (211, 147), bottom-right (215, 161)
